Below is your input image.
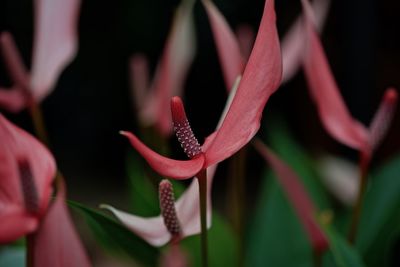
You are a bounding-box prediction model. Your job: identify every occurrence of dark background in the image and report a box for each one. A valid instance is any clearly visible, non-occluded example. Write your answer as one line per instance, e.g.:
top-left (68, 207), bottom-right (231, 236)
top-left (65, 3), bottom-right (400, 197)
top-left (0, 1), bottom-right (399, 261)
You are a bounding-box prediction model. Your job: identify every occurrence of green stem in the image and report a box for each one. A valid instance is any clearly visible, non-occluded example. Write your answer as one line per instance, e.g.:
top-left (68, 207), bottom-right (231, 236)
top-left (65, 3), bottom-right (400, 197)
top-left (228, 147), bottom-right (247, 267)
top-left (348, 151), bottom-right (370, 243)
top-left (197, 170), bottom-right (208, 267)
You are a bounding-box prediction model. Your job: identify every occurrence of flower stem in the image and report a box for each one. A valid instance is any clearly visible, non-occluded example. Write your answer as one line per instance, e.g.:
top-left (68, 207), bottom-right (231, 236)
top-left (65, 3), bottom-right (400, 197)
top-left (228, 146), bottom-right (247, 267)
top-left (28, 100), bottom-right (50, 147)
top-left (26, 233), bottom-right (34, 267)
top-left (348, 151), bottom-right (370, 243)
top-left (197, 170), bottom-right (208, 267)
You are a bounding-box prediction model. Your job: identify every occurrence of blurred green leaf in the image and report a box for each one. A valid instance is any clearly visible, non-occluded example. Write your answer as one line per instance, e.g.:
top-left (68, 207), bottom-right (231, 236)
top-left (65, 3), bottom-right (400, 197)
top-left (267, 122), bottom-right (330, 209)
top-left (246, 173), bottom-right (314, 267)
top-left (356, 155), bottom-right (400, 265)
top-left (68, 200), bottom-right (159, 267)
top-left (0, 247), bottom-right (25, 267)
top-left (322, 227), bottom-right (366, 267)
top-left (180, 213), bottom-right (238, 267)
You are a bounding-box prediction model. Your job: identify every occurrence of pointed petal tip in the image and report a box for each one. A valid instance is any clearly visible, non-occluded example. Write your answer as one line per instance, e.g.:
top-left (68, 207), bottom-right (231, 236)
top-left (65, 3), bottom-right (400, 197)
top-left (171, 96), bottom-right (187, 125)
top-left (385, 87), bottom-right (398, 104)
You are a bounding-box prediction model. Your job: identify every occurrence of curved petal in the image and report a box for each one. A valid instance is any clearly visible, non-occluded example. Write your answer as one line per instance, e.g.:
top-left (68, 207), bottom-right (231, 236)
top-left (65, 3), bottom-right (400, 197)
top-left (121, 131), bottom-right (204, 179)
top-left (102, 165), bottom-right (217, 246)
top-left (254, 139), bottom-right (329, 252)
top-left (0, 87), bottom-right (28, 113)
top-left (281, 0), bottom-right (331, 83)
top-left (32, 181), bottom-right (91, 267)
top-left (301, 0), bottom-right (369, 151)
top-left (140, 0), bottom-right (196, 136)
top-left (102, 205), bottom-right (170, 247)
top-left (368, 88), bottom-right (398, 151)
top-left (204, 0), bottom-right (282, 167)
top-left (202, 0), bottom-right (244, 90)
top-left (0, 209), bottom-right (38, 243)
top-left (0, 115), bottom-right (56, 216)
top-left (30, 0), bottom-right (81, 101)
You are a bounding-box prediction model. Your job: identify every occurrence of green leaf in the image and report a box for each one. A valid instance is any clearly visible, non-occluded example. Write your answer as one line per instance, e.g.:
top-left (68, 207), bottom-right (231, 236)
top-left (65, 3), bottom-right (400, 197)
top-left (0, 247), bottom-right (25, 267)
top-left (246, 172), bottom-right (314, 267)
top-left (322, 227), bottom-right (366, 267)
top-left (356, 155), bottom-right (400, 265)
top-left (68, 200), bottom-right (159, 266)
top-left (267, 122), bottom-right (330, 209)
top-left (180, 213), bottom-right (238, 267)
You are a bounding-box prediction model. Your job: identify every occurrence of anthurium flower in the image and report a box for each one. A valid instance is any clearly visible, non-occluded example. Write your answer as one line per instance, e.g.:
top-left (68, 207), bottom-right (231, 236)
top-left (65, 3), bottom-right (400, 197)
top-left (253, 139), bottom-right (329, 252)
top-left (130, 0), bottom-right (196, 136)
top-left (122, 0), bottom-right (281, 179)
top-left (301, 0), bottom-right (398, 157)
top-left (0, 114), bottom-right (56, 242)
top-left (202, 0), bottom-right (331, 91)
top-left (103, 166), bottom-right (216, 247)
top-left (0, 0), bottom-right (81, 112)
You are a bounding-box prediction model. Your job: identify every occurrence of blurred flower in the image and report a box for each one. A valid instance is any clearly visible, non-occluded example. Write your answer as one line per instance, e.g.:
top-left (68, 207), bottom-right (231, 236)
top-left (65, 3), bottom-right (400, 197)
top-left (130, 0), bottom-right (196, 137)
top-left (301, 0), bottom-right (398, 158)
top-left (318, 155), bottom-right (359, 206)
top-left (202, 0), bottom-right (331, 91)
top-left (253, 139), bottom-right (329, 252)
top-left (0, 114), bottom-right (90, 266)
top-left (0, 0), bottom-right (81, 112)
top-left (0, 114), bottom-right (56, 242)
top-left (121, 0), bottom-right (281, 179)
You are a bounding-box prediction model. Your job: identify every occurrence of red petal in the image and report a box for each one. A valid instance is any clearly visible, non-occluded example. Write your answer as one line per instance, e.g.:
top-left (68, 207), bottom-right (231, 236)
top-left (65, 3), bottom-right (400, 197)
top-left (0, 209), bottom-right (38, 243)
top-left (301, 0), bottom-right (369, 151)
top-left (235, 24), bottom-right (255, 62)
top-left (32, 181), bottom-right (91, 267)
top-left (204, 0), bottom-right (282, 167)
top-left (0, 87), bottom-right (27, 113)
top-left (141, 0), bottom-right (196, 136)
top-left (121, 131), bottom-right (204, 179)
top-left (0, 115), bottom-right (56, 241)
top-left (130, 54), bottom-right (150, 111)
top-left (202, 0), bottom-right (244, 90)
top-left (30, 0), bottom-right (81, 101)
top-left (254, 139), bottom-right (329, 252)
top-left (282, 0), bottom-right (331, 83)
top-left (368, 88), bottom-right (398, 150)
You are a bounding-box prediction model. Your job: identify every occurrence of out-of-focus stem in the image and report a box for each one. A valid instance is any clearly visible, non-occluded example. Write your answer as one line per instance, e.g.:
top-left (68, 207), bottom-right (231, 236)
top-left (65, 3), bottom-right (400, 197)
top-left (27, 98), bottom-right (50, 147)
top-left (197, 169), bottom-right (208, 267)
top-left (348, 151), bottom-right (370, 243)
top-left (228, 146), bottom-right (247, 267)
top-left (26, 234), bottom-right (34, 267)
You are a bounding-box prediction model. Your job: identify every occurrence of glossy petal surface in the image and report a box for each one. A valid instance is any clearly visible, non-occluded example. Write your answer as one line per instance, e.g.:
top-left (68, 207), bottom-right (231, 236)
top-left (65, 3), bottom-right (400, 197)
top-left (121, 131), bottom-right (204, 179)
top-left (32, 181), bottom-right (91, 267)
top-left (0, 114), bottom-right (56, 242)
top-left (204, 0), bottom-right (282, 167)
top-left (301, 0), bottom-right (369, 151)
top-left (30, 0), bottom-right (81, 100)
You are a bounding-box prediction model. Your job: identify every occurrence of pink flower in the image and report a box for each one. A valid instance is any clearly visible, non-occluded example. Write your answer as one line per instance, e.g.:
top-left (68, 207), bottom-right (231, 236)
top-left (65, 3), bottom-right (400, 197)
top-left (202, 0), bottom-right (331, 91)
top-left (0, 0), bottom-right (81, 112)
top-left (301, 0), bottom-right (398, 157)
top-left (122, 0), bottom-right (281, 180)
top-left (0, 114), bottom-right (91, 266)
top-left (0, 114), bottom-right (56, 242)
top-left (130, 0), bottom-right (196, 136)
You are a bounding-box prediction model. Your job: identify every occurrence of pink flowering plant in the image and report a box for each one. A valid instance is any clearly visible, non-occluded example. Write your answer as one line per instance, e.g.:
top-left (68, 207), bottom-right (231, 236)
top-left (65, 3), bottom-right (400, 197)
top-left (0, 0), bottom-right (399, 266)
